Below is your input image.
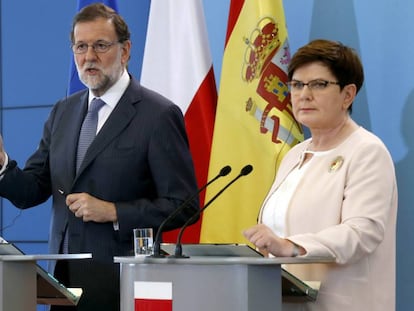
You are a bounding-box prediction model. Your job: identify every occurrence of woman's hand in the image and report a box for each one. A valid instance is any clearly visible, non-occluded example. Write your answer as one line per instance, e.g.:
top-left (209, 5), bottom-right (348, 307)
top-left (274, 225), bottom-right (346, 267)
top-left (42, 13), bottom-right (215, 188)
top-left (243, 224), bottom-right (305, 257)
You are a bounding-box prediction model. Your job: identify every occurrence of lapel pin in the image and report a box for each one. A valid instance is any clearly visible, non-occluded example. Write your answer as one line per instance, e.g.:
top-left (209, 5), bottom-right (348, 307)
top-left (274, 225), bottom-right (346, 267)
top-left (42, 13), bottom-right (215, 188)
top-left (329, 156), bottom-right (344, 172)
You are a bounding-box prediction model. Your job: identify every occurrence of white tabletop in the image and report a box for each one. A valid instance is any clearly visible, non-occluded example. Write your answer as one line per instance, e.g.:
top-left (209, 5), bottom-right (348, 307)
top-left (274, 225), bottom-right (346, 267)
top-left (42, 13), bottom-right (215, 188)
top-left (0, 253), bottom-right (92, 261)
top-left (114, 255), bottom-right (334, 265)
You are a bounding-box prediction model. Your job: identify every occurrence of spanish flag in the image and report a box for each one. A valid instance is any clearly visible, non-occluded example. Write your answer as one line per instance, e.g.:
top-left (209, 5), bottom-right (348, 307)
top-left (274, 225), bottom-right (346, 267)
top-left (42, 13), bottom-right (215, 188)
top-left (200, 0), bottom-right (303, 243)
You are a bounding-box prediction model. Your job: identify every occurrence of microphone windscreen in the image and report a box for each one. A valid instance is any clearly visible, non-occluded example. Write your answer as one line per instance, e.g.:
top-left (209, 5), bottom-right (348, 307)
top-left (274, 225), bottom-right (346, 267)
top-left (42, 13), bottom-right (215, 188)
top-left (240, 164), bottom-right (253, 176)
top-left (219, 165), bottom-right (232, 176)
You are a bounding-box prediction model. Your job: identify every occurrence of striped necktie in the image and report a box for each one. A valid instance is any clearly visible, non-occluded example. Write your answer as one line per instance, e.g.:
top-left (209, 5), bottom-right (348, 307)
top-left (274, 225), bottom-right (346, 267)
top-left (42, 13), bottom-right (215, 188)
top-left (76, 97), bottom-right (105, 172)
top-left (62, 98), bottom-right (105, 253)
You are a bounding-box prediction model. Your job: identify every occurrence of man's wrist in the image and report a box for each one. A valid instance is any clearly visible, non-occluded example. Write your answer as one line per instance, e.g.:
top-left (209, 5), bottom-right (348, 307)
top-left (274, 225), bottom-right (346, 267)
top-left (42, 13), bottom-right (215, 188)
top-left (0, 153), bottom-right (9, 176)
top-left (0, 157), bottom-right (16, 177)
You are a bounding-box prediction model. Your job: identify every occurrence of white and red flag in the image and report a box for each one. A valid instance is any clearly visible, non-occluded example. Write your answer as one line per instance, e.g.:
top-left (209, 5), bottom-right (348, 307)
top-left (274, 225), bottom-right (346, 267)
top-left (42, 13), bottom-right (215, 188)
top-left (134, 281), bottom-right (172, 311)
top-left (141, 0), bottom-right (217, 243)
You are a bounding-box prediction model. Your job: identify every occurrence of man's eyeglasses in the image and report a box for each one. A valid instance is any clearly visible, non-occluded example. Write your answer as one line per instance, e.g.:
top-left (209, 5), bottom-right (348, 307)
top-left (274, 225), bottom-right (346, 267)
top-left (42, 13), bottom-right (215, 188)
top-left (71, 40), bottom-right (118, 54)
top-left (287, 79), bottom-right (340, 92)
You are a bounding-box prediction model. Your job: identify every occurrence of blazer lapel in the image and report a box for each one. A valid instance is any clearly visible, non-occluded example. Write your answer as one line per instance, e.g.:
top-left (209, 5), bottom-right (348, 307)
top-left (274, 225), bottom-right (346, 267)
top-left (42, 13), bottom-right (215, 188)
top-left (57, 92), bottom-right (89, 183)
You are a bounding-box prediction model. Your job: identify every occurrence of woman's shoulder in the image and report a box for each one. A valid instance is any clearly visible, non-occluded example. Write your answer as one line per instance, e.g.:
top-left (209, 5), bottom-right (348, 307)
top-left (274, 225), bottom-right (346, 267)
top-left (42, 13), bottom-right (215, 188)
top-left (343, 127), bottom-right (390, 151)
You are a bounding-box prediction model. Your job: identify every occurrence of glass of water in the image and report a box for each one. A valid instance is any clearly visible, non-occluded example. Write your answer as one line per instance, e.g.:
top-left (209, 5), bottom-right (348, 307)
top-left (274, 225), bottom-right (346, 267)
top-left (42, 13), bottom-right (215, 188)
top-left (133, 228), bottom-right (154, 256)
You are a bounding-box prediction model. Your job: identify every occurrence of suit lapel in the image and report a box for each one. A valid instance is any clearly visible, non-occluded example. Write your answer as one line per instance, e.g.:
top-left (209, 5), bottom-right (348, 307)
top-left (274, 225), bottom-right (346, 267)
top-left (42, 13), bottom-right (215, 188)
top-left (57, 92), bottom-right (89, 183)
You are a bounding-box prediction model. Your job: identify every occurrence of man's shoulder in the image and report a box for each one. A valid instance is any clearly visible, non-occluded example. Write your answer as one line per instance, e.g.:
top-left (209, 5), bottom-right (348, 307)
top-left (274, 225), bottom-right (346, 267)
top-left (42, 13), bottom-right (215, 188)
top-left (59, 89), bottom-right (88, 104)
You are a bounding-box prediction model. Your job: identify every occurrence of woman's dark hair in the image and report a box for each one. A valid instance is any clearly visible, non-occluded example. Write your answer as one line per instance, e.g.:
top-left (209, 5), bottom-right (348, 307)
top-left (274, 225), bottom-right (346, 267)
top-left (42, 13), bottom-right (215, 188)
top-left (288, 39), bottom-right (364, 94)
top-left (70, 3), bottom-right (130, 44)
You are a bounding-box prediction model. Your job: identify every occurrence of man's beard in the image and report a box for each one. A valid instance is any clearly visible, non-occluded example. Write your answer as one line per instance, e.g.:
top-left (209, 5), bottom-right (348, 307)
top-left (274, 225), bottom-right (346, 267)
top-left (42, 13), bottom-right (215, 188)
top-left (77, 61), bottom-right (123, 95)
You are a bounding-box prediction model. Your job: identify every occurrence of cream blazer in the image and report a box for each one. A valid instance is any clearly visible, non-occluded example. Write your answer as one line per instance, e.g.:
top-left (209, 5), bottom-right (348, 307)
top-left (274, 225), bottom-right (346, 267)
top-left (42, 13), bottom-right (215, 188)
top-left (260, 127), bottom-right (397, 311)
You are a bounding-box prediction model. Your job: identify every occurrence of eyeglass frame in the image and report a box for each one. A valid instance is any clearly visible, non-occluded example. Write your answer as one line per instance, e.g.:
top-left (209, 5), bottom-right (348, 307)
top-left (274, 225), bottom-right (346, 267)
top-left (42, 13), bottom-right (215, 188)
top-left (287, 79), bottom-right (341, 92)
top-left (71, 40), bottom-right (120, 54)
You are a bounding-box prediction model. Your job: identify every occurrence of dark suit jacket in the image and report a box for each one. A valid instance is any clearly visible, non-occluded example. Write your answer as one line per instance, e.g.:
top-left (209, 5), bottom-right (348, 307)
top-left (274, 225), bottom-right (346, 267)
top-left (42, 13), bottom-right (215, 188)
top-left (0, 76), bottom-right (199, 310)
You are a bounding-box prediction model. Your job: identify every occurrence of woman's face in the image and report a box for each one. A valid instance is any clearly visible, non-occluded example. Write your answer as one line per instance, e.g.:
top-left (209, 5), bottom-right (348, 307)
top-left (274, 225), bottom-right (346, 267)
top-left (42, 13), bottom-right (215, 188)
top-left (289, 62), bottom-right (355, 131)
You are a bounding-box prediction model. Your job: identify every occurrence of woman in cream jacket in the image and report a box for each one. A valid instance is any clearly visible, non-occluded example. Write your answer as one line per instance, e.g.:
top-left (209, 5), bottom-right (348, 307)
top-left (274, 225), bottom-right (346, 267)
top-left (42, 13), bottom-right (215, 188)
top-left (243, 39), bottom-right (397, 311)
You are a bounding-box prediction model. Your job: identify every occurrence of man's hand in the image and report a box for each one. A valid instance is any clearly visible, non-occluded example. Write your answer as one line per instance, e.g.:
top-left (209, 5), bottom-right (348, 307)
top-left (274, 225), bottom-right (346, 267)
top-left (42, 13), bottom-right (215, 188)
top-left (66, 192), bottom-right (117, 223)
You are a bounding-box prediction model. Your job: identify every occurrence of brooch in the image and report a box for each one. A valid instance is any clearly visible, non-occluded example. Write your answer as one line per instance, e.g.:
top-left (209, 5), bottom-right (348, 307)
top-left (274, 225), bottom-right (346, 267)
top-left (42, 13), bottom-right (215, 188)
top-left (329, 156), bottom-right (344, 172)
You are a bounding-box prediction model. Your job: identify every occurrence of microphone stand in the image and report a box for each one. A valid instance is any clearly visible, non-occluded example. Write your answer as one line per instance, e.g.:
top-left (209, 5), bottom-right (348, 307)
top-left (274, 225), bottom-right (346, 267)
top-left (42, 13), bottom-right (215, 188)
top-left (172, 165), bottom-right (253, 258)
top-left (151, 165), bottom-right (231, 257)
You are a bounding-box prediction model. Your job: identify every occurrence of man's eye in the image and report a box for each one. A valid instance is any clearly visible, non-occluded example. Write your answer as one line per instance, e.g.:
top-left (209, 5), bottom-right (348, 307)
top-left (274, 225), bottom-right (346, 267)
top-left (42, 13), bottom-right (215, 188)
top-left (76, 44), bottom-right (87, 51)
top-left (96, 43), bottom-right (108, 50)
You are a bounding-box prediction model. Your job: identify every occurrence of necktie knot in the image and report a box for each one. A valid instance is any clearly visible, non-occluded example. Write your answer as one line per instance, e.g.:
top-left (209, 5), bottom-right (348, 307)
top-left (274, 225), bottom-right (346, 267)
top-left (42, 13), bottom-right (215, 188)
top-left (89, 97), bottom-right (106, 113)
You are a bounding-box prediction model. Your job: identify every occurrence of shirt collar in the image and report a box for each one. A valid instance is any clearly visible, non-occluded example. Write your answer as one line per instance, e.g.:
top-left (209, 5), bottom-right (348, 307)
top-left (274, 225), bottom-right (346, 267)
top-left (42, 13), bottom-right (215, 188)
top-left (88, 70), bottom-right (130, 109)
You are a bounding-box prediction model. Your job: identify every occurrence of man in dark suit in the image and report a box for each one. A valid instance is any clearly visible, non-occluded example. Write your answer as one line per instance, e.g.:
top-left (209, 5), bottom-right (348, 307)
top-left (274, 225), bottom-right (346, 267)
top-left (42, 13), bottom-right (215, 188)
top-left (0, 3), bottom-right (199, 311)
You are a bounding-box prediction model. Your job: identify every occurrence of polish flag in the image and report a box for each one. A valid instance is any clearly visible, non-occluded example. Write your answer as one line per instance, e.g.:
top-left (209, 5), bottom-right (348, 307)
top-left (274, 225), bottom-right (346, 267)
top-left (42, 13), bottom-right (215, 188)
top-left (141, 0), bottom-right (217, 243)
top-left (134, 281), bottom-right (172, 311)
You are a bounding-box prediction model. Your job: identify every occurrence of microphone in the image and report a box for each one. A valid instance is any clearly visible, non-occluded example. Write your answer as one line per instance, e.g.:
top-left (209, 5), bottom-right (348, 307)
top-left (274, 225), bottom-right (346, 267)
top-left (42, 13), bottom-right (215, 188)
top-left (172, 164), bottom-right (253, 258)
top-left (151, 165), bottom-right (232, 257)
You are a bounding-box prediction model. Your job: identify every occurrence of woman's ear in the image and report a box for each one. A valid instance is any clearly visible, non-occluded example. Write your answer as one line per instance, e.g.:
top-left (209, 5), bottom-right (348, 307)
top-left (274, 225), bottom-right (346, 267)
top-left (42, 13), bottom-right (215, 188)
top-left (342, 84), bottom-right (357, 110)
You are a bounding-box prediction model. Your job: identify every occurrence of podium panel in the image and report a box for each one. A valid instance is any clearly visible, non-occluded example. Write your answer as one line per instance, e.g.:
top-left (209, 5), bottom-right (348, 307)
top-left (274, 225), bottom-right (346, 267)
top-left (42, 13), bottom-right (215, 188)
top-left (0, 243), bottom-right (92, 311)
top-left (0, 260), bottom-right (36, 311)
top-left (118, 259), bottom-right (281, 311)
top-left (115, 246), bottom-right (334, 311)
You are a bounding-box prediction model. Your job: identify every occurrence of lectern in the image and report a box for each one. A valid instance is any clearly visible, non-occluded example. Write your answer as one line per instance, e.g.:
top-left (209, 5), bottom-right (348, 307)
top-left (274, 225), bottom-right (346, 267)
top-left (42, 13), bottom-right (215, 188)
top-left (115, 244), bottom-right (333, 311)
top-left (0, 243), bottom-right (91, 311)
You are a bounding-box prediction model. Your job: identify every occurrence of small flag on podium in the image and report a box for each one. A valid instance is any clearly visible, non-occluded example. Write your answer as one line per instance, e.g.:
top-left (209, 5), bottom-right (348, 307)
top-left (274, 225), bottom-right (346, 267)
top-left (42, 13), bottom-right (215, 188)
top-left (134, 281), bottom-right (172, 311)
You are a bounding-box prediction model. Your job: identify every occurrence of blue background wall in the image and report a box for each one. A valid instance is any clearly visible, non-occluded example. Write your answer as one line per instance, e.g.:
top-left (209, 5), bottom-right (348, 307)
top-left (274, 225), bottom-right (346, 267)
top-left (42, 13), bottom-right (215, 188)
top-left (0, 1), bottom-right (411, 310)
